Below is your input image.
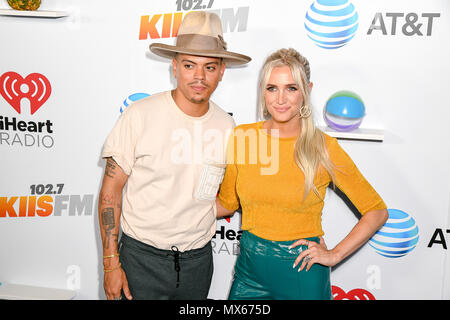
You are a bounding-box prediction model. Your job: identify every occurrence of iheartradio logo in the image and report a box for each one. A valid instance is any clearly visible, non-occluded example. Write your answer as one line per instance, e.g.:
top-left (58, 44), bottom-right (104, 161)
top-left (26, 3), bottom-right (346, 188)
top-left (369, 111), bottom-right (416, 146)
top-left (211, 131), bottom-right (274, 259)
top-left (0, 71), bottom-right (51, 115)
top-left (332, 285), bottom-right (376, 300)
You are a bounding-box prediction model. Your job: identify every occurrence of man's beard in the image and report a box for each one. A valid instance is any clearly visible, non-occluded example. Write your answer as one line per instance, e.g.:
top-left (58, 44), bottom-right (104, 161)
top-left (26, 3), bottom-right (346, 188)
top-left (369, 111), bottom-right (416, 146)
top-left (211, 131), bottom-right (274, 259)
top-left (188, 81), bottom-right (210, 104)
top-left (189, 96), bottom-right (207, 104)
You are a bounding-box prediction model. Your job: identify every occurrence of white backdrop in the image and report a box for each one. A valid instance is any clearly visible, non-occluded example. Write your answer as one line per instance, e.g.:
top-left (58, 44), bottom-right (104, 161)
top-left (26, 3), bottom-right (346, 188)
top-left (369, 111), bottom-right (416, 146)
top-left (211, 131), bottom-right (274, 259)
top-left (0, 0), bottom-right (449, 300)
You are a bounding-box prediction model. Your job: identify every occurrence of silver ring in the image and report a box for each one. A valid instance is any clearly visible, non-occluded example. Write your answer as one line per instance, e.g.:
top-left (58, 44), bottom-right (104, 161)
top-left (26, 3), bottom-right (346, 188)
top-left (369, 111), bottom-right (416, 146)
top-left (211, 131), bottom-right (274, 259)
top-left (305, 240), bottom-right (309, 247)
top-left (114, 296), bottom-right (122, 300)
top-left (304, 255), bottom-right (312, 263)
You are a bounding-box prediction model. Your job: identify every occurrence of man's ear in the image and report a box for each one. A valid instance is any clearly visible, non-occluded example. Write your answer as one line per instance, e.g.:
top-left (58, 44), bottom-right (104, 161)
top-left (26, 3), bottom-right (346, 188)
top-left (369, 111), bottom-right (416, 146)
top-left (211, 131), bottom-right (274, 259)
top-left (218, 61), bottom-right (226, 81)
top-left (172, 57), bottom-right (178, 78)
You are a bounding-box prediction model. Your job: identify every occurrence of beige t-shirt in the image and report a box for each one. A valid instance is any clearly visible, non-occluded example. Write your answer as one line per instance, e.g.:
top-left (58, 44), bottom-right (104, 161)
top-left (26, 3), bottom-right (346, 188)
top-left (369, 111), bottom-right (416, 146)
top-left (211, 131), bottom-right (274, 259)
top-left (102, 91), bottom-right (235, 251)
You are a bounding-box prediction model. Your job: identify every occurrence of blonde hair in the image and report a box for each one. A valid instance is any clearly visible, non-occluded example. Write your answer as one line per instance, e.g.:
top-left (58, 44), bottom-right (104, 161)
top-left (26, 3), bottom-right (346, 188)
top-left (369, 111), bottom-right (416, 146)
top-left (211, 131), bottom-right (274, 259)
top-left (258, 48), bottom-right (335, 199)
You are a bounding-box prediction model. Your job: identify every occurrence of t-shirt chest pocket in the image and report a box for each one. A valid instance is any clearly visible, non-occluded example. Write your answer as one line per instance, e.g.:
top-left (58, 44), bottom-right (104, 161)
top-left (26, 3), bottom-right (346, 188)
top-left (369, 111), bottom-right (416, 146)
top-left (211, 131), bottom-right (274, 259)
top-left (194, 161), bottom-right (226, 201)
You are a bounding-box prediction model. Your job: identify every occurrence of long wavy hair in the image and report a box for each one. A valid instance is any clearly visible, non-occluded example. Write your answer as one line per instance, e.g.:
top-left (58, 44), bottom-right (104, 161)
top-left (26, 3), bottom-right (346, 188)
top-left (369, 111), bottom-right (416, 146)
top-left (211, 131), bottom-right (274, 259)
top-left (258, 48), bottom-right (336, 199)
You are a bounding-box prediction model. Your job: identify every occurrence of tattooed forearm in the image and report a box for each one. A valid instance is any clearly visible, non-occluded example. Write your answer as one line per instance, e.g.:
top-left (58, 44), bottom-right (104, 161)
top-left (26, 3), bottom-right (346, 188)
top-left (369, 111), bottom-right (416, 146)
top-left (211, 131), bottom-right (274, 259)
top-left (102, 208), bottom-right (115, 230)
top-left (101, 191), bottom-right (122, 210)
top-left (105, 157), bottom-right (117, 178)
top-left (102, 207), bottom-right (117, 249)
top-left (99, 157), bottom-right (127, 253)
top-left (104, 233), bottom-right (118, 250)
top-left (101, 192), bottom-right (114, 206)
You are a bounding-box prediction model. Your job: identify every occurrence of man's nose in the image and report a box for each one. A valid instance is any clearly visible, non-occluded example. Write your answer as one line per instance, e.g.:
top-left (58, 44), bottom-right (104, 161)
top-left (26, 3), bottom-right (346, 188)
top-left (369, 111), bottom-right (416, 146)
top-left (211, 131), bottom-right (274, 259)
top-left (194, 67), bottom-right (205, 80)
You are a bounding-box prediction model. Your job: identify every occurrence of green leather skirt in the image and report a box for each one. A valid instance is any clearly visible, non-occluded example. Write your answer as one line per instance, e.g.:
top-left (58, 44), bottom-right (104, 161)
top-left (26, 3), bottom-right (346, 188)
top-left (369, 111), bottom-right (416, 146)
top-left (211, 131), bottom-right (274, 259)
top-left (228, 231), bottom-right (332, 300)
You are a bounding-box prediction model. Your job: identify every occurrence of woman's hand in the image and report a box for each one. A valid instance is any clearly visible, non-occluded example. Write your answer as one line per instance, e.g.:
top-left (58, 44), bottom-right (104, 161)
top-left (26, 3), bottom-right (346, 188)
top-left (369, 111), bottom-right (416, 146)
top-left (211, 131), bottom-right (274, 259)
top-left (290, 237), bottom-right (339, 272)
top-left (290, 209), bottom-right (389, 272)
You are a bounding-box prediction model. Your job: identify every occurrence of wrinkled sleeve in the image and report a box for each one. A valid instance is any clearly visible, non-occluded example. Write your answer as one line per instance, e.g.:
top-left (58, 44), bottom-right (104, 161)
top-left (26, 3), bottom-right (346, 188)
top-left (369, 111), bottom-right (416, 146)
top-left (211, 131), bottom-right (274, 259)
top-left (327, 137), bottom-right (387, 214)
top-left (217, 130), bottom-right (240, 211)
top-left (101, 107), bottom-right (141, 176)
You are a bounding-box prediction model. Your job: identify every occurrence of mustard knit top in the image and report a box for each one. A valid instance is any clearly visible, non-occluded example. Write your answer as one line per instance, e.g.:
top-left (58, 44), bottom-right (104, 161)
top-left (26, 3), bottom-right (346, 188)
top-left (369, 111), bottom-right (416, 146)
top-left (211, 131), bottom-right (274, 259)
top-left (218, 122), bottom-right (387, 241)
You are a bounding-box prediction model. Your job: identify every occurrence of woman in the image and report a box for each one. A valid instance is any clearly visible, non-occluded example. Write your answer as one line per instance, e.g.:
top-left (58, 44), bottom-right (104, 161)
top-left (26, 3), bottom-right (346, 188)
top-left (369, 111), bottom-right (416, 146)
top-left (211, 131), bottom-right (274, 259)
top-left (216, 48), bottom-right (388, 300)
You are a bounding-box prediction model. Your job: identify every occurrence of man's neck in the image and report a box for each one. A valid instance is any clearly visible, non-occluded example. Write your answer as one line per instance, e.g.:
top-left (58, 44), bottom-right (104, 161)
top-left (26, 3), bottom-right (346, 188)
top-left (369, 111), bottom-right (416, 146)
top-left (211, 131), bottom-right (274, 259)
top-left (171, 89), bottom-right (209, 117)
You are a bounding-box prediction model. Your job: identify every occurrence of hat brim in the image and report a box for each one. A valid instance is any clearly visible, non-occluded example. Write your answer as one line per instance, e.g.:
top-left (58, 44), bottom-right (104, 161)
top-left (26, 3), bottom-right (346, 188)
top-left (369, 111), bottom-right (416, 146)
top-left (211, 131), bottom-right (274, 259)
top-left (149, 43), bottom-right (251, 66)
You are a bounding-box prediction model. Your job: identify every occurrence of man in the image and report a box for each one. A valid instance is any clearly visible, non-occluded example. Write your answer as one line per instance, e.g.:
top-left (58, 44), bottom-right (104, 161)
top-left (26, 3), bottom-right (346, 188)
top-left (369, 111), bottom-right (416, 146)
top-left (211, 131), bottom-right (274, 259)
top-left (98, 11), bottom-right (250, 300)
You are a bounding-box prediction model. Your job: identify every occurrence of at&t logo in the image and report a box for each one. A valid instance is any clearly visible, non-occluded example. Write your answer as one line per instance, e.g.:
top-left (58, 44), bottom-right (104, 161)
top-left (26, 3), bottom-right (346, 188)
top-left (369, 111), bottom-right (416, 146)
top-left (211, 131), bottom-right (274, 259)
top-left (367, 12), bottom-right (440, 36)
top-left (120, 92), bottom-right (150, 113)
top-left (369, 209), bottom-right (419, 258)
top-left (304, 0), bottom-right (359, 49)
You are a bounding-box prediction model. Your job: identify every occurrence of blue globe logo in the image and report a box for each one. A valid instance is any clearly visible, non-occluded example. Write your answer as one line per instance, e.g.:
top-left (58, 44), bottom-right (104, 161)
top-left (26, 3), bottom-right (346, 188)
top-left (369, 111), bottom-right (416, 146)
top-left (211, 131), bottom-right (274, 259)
top-left (304, 0), bottom-right (359, 49)
top-left (120, 92), bottom-right (150, 113)
top-left (369, 209), bottom-right (419, 258)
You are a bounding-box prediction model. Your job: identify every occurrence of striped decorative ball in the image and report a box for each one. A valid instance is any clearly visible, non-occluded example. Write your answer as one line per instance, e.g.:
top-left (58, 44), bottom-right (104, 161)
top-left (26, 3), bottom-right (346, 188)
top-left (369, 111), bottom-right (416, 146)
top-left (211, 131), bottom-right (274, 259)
top-left (324, 90), bottom-right (365, 132)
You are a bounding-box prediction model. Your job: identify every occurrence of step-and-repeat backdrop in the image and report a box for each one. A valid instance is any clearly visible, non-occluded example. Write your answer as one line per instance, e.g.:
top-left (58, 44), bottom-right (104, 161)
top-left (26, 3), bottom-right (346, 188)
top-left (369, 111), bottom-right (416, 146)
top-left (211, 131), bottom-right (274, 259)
top-left (1, 0), bottom-right (449, 300)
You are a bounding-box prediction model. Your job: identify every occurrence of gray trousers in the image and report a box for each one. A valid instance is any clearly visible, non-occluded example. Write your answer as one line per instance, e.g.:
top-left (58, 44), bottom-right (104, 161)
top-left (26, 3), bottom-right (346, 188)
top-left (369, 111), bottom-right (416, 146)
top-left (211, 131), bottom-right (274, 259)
top-left (119, 232), bottom-right (213, 300)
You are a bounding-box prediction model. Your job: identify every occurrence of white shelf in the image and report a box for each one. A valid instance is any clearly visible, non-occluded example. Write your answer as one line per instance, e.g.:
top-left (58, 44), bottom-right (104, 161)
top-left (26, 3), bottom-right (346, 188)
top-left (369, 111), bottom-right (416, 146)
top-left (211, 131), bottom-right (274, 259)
top-left (0, 282), bottom-right (76, 300)
top-left (319, 126), bottom-right (384, 142)
top-left (0, 8), bottom-right (68, 18)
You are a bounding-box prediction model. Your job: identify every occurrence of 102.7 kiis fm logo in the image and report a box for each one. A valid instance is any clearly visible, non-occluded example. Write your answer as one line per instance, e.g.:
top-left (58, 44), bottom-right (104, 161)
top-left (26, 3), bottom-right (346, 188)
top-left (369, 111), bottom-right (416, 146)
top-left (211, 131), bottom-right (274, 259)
top-left (0, 183), bottom-right (94, 218)
top-left (0, 71), bottom-right (55, 149)
top-left (139, 0), bottom-right (249, 40)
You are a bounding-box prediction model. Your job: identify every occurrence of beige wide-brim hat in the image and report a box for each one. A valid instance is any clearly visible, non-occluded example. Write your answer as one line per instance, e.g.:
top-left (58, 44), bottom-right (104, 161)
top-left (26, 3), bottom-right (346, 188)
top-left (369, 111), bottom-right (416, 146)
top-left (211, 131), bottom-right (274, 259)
top-left (149, 11), bottom-right (251, 66)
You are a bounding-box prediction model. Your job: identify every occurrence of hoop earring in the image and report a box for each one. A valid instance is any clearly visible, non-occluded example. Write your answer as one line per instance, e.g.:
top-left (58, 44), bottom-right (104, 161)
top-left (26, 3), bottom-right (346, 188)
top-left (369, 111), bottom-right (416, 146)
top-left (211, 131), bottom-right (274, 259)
top-left (298, 104), bottom-right (311, 118)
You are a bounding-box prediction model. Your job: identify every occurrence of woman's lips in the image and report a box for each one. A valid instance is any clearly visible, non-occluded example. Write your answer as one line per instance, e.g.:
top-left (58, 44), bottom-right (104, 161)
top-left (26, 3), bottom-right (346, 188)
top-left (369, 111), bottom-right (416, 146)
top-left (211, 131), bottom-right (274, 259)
top-left (274, 107), bottom-right (290, 113)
